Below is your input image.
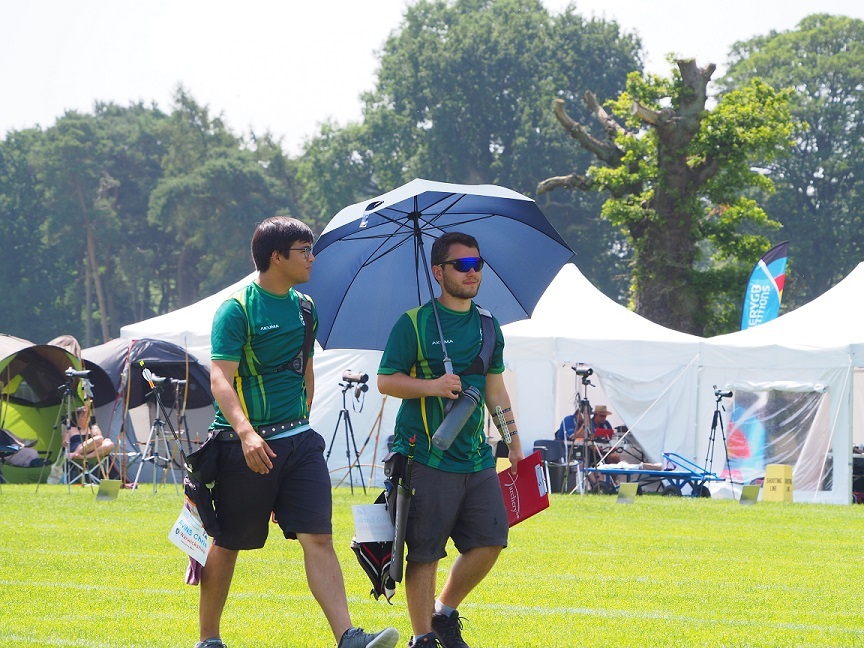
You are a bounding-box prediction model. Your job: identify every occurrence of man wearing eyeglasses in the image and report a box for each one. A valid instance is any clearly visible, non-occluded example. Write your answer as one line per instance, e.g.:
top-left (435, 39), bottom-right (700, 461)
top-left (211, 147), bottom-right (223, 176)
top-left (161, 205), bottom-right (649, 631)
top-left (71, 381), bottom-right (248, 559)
top-left (378, 231), bottom-right (524, 648)
top-left (199, 217), bottom-right (398, 648)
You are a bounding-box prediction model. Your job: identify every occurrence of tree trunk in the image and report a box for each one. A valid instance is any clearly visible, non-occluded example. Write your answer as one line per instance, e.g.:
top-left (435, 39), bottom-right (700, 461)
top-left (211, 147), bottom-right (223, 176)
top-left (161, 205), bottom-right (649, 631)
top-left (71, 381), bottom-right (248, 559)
top-left (84, 252), bottom-right (92, 347)
top-left (544, 60), bottom-right (715, 335)
top-left (75, 182), bottom-right (111, 343)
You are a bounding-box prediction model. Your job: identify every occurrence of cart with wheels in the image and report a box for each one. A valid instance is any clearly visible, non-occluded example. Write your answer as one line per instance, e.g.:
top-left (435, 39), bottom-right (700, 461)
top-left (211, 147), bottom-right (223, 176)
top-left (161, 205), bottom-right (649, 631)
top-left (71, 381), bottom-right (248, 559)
top-left (585, 451), bottom-right (725, 497)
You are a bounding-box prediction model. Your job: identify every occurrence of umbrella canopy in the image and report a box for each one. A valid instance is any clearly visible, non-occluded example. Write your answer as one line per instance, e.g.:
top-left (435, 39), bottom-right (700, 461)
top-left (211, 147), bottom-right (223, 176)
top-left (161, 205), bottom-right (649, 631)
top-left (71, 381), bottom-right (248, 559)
top-left (304, 178), bottom-right (574, 350)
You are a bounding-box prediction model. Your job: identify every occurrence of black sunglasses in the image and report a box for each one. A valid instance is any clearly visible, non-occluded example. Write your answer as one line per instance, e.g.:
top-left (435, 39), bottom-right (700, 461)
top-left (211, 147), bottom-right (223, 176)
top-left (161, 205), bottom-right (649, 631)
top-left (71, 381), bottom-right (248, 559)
top-left (440, 257), bottom-right (485, 273)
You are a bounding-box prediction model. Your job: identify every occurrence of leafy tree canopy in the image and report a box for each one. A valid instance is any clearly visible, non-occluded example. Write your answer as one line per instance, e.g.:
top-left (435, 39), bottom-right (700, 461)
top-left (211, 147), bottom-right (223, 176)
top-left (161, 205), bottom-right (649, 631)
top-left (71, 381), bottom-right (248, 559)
top-left (539, 61), bottom-right (797, 334)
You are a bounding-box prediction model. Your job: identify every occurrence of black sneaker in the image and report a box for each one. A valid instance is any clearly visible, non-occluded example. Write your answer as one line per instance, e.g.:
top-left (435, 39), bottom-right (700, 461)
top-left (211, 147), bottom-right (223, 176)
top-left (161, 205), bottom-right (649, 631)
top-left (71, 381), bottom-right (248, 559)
top-left (408, 633), bottom-right (442, 647)
top-left (431, 611), bottom-right (470, 648)
top-left (194, 639), bottom-right (227, 648)
top-left (339, 627), bottom-right (399, 648)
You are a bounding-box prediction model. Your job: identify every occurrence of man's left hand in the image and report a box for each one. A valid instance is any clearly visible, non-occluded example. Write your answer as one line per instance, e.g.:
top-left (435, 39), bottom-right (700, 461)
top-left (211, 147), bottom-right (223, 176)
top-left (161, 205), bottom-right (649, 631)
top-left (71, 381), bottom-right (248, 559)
top-left (508, 445), bottom-right (524, 475)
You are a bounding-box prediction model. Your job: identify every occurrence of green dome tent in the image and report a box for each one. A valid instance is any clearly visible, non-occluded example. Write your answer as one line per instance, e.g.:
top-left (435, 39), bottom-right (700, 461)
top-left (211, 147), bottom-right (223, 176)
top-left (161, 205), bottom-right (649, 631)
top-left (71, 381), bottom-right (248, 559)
top-left (0, 334), bottom-right (83, 482)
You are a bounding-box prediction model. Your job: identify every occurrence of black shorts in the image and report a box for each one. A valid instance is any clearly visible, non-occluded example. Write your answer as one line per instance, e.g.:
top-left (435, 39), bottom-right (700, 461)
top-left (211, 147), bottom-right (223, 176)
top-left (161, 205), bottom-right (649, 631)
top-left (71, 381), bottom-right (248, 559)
top-left (212, 428), bottom-right (332, 550)
top-left (405, 462), bottom-right (508, 563)
top-left (68, 434), bottom-right (84, 454)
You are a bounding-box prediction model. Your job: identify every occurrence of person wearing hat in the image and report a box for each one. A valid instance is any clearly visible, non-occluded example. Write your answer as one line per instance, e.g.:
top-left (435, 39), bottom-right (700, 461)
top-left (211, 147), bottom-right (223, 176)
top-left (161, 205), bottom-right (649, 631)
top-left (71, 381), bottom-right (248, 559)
top-left (587, 405), bottom-right (614, 441)
top-left (564, 404), bottom-right (620, 466)
top-left (555, 404), bottom-right (614, 442)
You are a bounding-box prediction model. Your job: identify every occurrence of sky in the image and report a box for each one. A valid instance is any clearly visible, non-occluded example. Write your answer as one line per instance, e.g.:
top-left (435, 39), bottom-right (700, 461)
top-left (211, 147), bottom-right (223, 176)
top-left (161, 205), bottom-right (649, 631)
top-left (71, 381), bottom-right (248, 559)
top-left (3, 1), bottom-right (863, 155)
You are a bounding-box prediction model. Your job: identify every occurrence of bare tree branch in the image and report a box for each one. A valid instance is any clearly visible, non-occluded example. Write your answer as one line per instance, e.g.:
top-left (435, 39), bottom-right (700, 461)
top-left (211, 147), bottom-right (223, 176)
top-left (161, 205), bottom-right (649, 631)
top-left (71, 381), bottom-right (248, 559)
top-left (552, 98), bottom-right (623, 166)
top-left (678, 59), bottom-right (716, 88)
top-left (583, 91), bottom-right (626, 141)
top-left (537, 172), bottom-right (593, 195)
top-left (631, 101), bottom-right (660, 126)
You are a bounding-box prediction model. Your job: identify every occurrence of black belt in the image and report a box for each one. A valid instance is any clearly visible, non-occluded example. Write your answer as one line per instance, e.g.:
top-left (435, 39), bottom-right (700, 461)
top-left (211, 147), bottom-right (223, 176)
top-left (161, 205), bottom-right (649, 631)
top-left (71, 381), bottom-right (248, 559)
top-left (217, 418), bottom-right (310, 441)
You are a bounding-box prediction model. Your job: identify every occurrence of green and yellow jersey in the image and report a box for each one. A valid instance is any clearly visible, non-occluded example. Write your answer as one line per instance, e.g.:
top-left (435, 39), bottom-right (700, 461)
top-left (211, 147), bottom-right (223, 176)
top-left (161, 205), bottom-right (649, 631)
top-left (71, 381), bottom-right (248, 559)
top-left (378, 300), bottom-right (504, 473)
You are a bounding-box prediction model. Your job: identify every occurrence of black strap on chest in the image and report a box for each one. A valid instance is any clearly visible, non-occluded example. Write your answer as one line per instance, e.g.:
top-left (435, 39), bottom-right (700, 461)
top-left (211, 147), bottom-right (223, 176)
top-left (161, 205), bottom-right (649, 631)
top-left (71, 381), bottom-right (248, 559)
top-left (461, 307), bottom-right (497, 376)
top-left (264, 295), bottom-right (314, 376)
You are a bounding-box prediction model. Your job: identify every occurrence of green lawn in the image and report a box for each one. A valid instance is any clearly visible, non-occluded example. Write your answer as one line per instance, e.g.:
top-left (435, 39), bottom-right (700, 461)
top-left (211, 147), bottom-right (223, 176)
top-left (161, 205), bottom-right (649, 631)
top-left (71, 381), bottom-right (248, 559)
top-left (0, 484), bottom-right (861, 647)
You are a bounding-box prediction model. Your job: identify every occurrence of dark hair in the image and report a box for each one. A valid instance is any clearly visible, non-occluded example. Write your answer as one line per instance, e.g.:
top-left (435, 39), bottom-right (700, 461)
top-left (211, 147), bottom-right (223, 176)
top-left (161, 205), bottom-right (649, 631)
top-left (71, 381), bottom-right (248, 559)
top-left (431, 232), bottom-right (480, 266)
top-left (251, 216), bottom-right (314, 272)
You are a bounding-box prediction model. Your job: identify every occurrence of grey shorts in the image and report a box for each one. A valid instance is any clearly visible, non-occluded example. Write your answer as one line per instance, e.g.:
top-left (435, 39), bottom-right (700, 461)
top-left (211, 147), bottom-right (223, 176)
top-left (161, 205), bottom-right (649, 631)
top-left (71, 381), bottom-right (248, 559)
top-left (405, 462), bottom-right (508, 563)
top-left (212, 428), bottom-right (332, 550)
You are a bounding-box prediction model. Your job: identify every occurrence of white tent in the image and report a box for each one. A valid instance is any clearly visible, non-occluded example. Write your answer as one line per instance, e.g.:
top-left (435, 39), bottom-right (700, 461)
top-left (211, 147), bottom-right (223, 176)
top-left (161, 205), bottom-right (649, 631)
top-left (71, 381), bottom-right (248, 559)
top-left (699, 262), bottom-right (864, 504)
top-left (502, 264), bottom-right (702, 461)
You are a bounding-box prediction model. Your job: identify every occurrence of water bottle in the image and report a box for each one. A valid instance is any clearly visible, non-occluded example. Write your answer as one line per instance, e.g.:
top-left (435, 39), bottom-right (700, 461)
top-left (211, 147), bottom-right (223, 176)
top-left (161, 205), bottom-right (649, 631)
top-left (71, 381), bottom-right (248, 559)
top-left (431, 385), bottom-right (482, 451)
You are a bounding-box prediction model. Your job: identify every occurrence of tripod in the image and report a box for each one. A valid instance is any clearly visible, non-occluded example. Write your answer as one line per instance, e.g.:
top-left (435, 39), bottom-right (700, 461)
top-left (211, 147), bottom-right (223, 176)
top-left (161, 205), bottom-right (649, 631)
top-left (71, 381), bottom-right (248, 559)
top-left (325, 381), bottom-right (366, 494)
top-left (38, 370), bottom-right (98, 492)
top-left (132, 381), bottom-right (180, 493)
top-left (705, 387), bottom-right (734, 482)
top-left (564, 365), bottom-right (597, 495)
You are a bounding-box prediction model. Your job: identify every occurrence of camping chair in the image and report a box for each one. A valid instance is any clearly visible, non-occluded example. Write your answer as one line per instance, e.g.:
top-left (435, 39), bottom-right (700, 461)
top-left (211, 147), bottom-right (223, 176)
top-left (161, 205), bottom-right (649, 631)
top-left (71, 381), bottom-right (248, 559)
top-left (533, 439), bottom-right (572, 493)
top-left (64, 452), bottom-right (113, 485)
top-left (62, 429), bottom-right (116, 486)
top-left (0, 442), bottom-right (20, 487)
top-left (0, 428), bottom-right (35, 486)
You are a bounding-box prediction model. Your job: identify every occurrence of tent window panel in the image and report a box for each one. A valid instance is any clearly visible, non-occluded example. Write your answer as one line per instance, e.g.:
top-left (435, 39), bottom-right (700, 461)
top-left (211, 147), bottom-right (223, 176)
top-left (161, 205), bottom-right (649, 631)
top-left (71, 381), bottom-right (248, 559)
top-left (3, 353), bottom-right (67, 406)
top-left (724, 390), bottom-right (830, 490)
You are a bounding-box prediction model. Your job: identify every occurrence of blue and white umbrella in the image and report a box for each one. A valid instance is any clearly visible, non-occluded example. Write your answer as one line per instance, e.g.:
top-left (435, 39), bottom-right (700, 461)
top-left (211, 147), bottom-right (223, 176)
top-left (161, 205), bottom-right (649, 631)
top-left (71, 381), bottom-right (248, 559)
top-left (304, 178), bottom-right (574, 351)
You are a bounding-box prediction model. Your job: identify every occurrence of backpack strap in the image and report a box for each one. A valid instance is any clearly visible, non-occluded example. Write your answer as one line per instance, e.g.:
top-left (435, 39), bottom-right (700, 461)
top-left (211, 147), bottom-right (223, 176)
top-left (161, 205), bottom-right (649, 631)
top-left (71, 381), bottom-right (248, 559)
top-left (461, 307), bottom-right (497, 376)
top-left (295, 293), bottom-right (315, 375)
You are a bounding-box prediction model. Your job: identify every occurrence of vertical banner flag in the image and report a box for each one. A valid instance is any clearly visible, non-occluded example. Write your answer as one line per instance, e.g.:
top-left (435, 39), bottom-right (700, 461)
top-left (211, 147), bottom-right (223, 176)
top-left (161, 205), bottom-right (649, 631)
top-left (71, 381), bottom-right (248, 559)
top-left (740, 242), bottom-right (789, 330)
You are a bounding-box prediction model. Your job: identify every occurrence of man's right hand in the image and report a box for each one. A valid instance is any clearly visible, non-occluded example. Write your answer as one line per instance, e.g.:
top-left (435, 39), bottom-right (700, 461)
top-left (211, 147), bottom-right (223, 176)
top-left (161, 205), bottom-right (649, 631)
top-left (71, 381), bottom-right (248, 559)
top-left (240, 430), bottom-right (276, 474)
top-left (432, 373), bottom-right (463, 399)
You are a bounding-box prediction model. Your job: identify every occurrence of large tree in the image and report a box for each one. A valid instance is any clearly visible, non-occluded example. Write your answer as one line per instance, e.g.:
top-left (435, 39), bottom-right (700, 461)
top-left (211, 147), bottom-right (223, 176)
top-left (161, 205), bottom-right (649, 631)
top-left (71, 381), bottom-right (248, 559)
top-left (296, 0), bottom-right (642, 300)
top-left (539, 61), bottom-right (797, 334)
top-left (0, 129), bottom-right (70, 343)
top-left (37, 112), bottom-right (116, 344)
top-left (148, 89), bottom-right (295, 306)
top-left (0, 91), bottom-right (299, 343)
top-left (32, 104), bottom-right (174, 344)
top-left (720, 14), bottom-right (864, 307)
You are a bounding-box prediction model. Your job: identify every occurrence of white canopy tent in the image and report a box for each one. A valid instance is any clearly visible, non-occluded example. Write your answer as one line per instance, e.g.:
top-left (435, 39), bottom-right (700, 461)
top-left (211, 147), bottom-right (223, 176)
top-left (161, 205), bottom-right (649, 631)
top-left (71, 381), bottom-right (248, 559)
top-left (501, 264), bottom-right (702, 461)
top-left (699, 262), bottom-right (864, 504)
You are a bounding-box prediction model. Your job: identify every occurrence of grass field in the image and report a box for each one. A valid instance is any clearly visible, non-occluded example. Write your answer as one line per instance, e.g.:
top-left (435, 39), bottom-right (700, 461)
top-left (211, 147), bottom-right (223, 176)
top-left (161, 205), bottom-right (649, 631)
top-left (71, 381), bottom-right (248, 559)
top-left (0, 483), bottom-right (862, 647)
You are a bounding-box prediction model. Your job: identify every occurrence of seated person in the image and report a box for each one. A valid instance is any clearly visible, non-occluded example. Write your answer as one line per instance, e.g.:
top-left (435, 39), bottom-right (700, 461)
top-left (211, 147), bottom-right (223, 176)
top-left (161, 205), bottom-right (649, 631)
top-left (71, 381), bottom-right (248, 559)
top-left (65, 406), bottom-right (115, 461)
top-left (557, 404), bottom-right (621, 465)
top-left (5, 446), bottom-right (47, 468)
top-left (555, 407), bottom-right (583, 441)
top-left (587, 405), bottom-right (615, 441)
top-left (584, 405), bottom-right (620, 464)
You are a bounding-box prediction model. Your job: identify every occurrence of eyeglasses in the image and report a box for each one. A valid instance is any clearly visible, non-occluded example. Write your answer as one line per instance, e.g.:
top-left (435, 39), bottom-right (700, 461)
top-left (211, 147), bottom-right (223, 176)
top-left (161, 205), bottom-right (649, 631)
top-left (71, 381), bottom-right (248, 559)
top-left (439, 257), bottom-right (484, 273)
top-left (287, 246), bottom-right (313, 260)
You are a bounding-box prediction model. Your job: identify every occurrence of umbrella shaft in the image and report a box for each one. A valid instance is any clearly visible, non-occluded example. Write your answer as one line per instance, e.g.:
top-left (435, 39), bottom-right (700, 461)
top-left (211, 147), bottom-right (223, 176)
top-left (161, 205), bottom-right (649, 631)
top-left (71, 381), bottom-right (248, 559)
top-left (414, 225), bottom-right (454, 375)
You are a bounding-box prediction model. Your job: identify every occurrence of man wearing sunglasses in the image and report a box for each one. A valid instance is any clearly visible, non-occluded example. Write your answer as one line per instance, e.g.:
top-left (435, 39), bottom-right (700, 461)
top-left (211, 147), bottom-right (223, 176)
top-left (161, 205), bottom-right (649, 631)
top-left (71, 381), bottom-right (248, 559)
top-left (199, 217), bottom-right (398, 648)
top-left (378, 231), bottom-right (524, 648)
